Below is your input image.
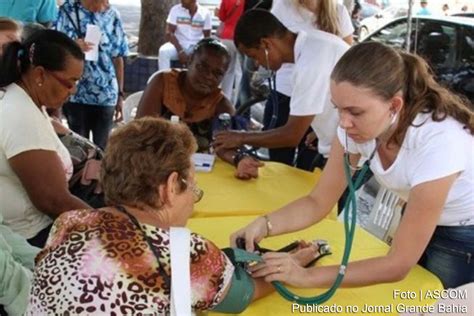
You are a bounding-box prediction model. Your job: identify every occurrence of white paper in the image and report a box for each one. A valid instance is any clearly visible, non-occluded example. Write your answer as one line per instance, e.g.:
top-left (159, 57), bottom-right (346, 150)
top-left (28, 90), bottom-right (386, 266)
top-left (84, 24), bottom-right (101, 62)
top-left (192, 153), bottom-right (216, 172)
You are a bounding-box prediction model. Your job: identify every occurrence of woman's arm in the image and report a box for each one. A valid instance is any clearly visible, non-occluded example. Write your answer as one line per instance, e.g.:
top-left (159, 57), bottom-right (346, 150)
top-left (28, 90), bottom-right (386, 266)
top-left (136, 72), bottom-right (165, 118)
top-left (9, 150), bottom-right (89, 217)
top-left (214, 97), bottom-right (265, 180)
top-left (112, 57), bottom-right (125, 121)
top-left (231, 138), bottom-right (350, 251)
top-left (342, 34), bottom-right (353, 45)
top-left (253, 173), bottom-right (459, 288)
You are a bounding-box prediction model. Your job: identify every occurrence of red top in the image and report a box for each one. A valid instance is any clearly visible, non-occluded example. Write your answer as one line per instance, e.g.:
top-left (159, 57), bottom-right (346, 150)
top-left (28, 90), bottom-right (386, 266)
top-left (217, 0), bottom-right (244, 40)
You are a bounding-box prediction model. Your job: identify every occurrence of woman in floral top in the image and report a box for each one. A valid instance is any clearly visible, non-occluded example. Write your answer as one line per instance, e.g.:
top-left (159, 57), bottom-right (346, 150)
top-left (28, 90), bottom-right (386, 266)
top-left (27, 117), bottom-right (320, 314)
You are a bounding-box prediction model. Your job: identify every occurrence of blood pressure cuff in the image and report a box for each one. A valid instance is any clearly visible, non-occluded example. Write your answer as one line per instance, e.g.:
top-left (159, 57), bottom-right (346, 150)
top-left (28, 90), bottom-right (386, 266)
top-left (211, 248), bottom-right (262, 313)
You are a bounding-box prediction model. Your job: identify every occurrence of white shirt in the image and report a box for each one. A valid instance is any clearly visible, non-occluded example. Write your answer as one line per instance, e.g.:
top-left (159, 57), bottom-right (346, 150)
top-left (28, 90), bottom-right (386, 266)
top-left (272, 0), bottom-right (354, 96)
top-left (290, 31), bottom-right (349, 157)
top-left (0, 84), bottom-right (73, 239)
top-left (167, 4), bottom-right (212, 49)
top-left (337, 113), bottom-right (474, 226)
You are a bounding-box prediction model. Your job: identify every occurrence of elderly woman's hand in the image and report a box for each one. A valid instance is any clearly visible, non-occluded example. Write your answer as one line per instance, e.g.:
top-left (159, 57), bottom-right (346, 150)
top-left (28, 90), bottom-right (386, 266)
top-left (213, 130), bottom-right (246, 151)
top-left (235, 156), bottom-right (264, 180)
top-left (249, 252), bottom-right (313, 288)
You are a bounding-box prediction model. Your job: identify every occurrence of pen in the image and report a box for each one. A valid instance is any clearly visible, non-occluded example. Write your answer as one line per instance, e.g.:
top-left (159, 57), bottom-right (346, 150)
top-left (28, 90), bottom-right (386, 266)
top-left (195, 163), bottom-right (211, 167)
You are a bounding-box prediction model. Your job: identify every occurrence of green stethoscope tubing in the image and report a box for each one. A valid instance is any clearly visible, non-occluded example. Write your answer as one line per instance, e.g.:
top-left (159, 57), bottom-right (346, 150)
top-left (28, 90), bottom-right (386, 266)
top-left (271, 154), bottom-right (372, 304)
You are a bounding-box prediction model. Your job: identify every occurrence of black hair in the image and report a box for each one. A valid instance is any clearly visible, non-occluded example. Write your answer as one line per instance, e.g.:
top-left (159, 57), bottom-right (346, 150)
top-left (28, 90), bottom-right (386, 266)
top-left (21, 23), bottom-right (46, 42)
top-left (192, 37), bottom-right (230, 61)
top-left (234, 9), bottom-right (288, 49)
top-left (0, 29), bottom-right (84, 88)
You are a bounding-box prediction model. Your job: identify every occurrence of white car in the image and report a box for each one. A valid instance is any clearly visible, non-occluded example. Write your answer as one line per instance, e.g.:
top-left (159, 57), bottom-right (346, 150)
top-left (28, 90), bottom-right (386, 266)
top-left (359, 5), bottom-right (408, 39)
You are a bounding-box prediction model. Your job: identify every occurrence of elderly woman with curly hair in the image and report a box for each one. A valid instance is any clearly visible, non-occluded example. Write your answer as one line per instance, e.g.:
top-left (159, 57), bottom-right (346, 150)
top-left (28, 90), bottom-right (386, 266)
top-left (27, 117), bottom-right (320, 314)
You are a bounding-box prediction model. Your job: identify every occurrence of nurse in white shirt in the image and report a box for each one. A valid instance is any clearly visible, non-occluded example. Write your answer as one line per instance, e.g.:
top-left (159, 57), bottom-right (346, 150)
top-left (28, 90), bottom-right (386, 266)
top-left (231, 42), bottom-right (474, 289)
top-left (213, 10), bottom-right (349, 170)
top-left (0, 30), bottom-right (89, 247)
top-left (268, 0), bottom-right (354, 168)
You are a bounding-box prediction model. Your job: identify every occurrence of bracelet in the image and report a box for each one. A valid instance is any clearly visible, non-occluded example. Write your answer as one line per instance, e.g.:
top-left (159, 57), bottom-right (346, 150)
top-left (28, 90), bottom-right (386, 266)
top-left (263, 214), bottom-right (273, 237)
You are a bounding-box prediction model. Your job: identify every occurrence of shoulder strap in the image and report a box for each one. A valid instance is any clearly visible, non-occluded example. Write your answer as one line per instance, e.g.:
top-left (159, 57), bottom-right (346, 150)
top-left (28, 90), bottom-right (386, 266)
top-left (170, 227), bottom-right (192, 316)
top-left (59, 1), bottom-right (83, 38)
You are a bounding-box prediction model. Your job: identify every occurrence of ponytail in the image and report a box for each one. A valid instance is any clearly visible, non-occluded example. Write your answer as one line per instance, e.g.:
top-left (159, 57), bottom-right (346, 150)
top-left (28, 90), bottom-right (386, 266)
top-left (393, 52), bottom-right (474, 145)
top-left (0, 41), bottom-right (30, 88)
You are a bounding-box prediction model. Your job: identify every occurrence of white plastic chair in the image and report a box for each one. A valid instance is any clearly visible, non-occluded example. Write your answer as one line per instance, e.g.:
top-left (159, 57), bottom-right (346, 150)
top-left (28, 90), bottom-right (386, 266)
top-left (147, 70), bottom-right (160, 84)
top-left (123, 91), bottom-right (143, 123)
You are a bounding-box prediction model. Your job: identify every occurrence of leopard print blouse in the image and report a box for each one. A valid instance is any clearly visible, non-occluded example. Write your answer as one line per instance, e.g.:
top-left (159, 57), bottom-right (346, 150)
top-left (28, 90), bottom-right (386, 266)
top-left (26, 209), bottom-right (234, 315)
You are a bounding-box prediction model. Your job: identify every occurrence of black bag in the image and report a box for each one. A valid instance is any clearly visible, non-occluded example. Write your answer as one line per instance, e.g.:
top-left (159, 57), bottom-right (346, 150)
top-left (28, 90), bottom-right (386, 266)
top-left (59, 132), bottom-right (105, 208)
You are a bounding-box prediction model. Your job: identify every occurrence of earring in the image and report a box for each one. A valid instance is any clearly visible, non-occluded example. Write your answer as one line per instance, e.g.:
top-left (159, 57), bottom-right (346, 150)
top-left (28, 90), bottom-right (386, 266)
top-left (37, 82), bottom-right (43, 87)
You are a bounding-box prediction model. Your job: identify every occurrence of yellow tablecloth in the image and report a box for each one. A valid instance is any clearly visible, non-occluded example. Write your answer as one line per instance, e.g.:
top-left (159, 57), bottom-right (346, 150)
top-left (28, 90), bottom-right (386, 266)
top-left (194, 159), bottom-right (326, 218)
top-left (187, 215), bottom-right (443, 316)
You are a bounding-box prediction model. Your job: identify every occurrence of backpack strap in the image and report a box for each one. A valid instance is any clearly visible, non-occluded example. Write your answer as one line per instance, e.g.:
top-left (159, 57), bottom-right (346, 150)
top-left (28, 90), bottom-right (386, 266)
top-left (170, 227), bottom-right (192, 316)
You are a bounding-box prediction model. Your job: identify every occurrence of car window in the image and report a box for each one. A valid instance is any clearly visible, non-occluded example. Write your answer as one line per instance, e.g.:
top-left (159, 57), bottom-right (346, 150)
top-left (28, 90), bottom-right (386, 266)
top-left (416, 21), bottom-right (457, 69)
top-left (459, 26), bottom-right (474, 66)
top-left (366, 19), bottom-right (408, 48)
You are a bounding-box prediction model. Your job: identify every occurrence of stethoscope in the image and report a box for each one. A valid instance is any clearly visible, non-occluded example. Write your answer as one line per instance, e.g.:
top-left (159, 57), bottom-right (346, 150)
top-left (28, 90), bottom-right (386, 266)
top-left (272, 131), bottom-right (374, 304)
top-left (263, 48), bottom-right (279, 130)
top-left (273, 114), bottom-right (396, 304)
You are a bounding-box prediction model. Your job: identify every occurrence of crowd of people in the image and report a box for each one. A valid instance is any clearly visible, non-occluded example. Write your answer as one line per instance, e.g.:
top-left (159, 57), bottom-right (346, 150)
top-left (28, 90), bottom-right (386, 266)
top-left (0, 0), bottom-right (473, 314)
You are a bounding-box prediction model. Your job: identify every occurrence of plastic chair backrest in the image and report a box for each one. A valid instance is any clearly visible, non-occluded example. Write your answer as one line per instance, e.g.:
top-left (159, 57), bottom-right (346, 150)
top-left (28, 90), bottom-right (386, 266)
top-left (123, 91), bottom-right (144, 123)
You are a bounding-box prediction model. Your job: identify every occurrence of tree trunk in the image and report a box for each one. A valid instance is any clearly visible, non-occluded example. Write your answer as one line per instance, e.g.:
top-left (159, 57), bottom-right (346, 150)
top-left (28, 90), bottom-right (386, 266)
top-left (138, 0), bottom-right (179, 56)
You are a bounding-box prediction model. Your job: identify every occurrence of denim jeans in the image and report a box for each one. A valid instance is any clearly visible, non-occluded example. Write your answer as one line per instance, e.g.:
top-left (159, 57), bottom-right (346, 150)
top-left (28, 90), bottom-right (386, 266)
top-left (419, 225), bottom-right (474, 289)
top-left (263, 90), bottom-right (317, 170)
top-left (63, 102), bottom-right (115, 149)
top-left (263, 90), bottom-right (295, 166)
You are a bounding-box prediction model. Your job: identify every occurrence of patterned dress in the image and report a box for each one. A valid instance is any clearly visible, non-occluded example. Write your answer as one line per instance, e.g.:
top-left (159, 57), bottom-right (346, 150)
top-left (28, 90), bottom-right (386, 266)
top-left (26, 209), bottom-right (234, 315)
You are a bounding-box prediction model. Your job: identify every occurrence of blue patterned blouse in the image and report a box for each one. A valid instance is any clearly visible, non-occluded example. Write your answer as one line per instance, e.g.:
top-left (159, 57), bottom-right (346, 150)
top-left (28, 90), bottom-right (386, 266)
top-left (55, 2), bottom-right (129, 107)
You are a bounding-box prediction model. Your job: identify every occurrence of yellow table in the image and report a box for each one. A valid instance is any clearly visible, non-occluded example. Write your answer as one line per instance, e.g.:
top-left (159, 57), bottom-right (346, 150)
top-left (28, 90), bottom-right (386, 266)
top-left (194, 159), bottom-right (323, 218)
top-left (187, 215), bottom-right (443, 316)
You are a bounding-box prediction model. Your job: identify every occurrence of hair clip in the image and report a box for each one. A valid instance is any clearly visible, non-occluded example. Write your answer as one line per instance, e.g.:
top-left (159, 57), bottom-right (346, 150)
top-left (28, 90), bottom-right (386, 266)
top-left (29, 43), bottom-right (36, 64)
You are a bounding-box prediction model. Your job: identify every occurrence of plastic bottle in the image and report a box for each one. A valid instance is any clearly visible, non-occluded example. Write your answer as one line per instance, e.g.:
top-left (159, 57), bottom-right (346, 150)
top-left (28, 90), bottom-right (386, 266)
top-left (170, 115), bottom-right (180, 124)
top-left (217, 113), bottom-right (232, 131)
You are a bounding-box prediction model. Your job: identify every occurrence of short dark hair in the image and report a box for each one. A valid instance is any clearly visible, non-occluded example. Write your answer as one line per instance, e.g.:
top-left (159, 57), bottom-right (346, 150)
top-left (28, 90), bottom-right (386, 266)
top-left (234, 9), bottom-right (288, 49)
top-left (192, 37), bottom-right (229, 61)
top-left (0, 29), bottom-right (84, 88)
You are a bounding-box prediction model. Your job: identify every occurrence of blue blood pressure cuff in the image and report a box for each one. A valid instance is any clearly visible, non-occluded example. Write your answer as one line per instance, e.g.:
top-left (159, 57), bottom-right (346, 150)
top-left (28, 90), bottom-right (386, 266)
top-left (211, 248), bottom-right (263, 314)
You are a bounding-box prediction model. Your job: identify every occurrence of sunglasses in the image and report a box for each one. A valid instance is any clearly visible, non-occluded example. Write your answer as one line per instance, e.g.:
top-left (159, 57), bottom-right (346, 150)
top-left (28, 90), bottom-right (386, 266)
top-left (47, 71), bottom-right (79, 90)
top-left (181, 178), bottom-right (204, 203)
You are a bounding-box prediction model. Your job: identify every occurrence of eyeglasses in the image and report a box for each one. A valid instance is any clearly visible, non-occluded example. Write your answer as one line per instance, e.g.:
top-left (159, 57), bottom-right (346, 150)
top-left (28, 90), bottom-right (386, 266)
top-left (181, 178), bottom-right (204, 203)
top-left (47, 71), bottom-right (79, 90)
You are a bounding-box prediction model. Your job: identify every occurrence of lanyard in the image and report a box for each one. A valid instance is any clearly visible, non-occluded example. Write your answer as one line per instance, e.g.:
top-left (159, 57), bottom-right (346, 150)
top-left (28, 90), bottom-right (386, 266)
top-left (60, 1), bottom-right (84, 38)
top-left (115, 205), bottom-right (171, 288)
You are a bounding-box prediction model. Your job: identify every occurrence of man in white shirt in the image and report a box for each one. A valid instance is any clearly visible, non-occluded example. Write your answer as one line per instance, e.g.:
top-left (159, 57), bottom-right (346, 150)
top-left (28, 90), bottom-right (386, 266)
top-left (213, 9), bottom-right (349, 166)
top-left (158, 0), bottom-right (212, 70)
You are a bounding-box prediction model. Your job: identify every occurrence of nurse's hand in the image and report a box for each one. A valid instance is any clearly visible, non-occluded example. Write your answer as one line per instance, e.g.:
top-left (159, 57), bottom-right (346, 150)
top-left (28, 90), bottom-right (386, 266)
top-left (230, 216), bottom-right (268, 252)
top-left (249, 252), bottom-right (312, 288)
top-left (213, 130), bottom-right (246, 151)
